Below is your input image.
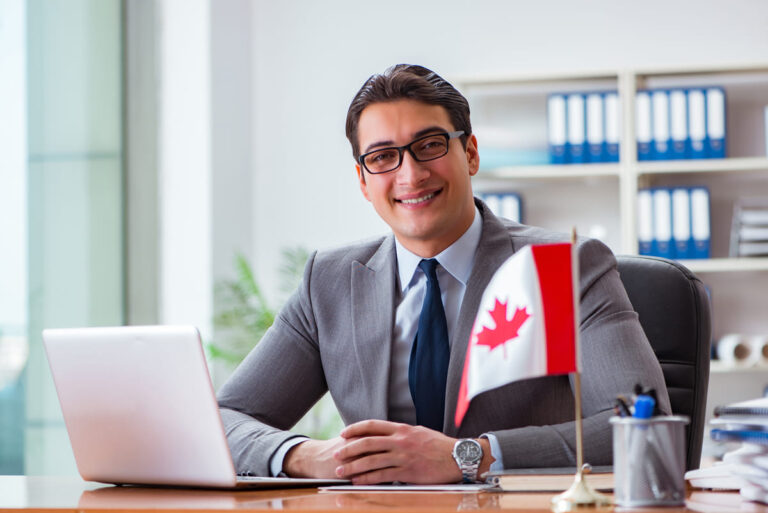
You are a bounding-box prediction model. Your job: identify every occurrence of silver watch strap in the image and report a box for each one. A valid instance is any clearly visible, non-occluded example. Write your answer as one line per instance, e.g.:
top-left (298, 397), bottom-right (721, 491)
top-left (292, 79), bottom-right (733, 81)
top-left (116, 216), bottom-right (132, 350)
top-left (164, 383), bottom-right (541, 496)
top-left (460, 462), bottom-right (480, 483)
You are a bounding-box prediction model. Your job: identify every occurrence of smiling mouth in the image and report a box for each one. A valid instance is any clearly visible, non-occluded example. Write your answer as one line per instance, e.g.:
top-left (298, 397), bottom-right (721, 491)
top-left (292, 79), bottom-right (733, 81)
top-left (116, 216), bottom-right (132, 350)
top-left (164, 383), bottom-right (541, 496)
top-left (397, 189), bottom-right (442, 205)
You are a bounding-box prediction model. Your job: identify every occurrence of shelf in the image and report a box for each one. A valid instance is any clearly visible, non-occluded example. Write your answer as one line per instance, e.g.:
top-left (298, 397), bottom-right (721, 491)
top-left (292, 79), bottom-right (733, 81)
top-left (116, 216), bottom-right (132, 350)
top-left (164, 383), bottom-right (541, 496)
top-left (634, 62), bottom-right (768, 78)
top-left (453, 69), bottom-right (620, 87)
top-left (678, 257), bottom-right (768, 273)
top-left (637, 157), bottom-right (768, 175)
top-left (710, 361), bottom-right (768, 374)
top-left (476, 163), bottom-right (620, 180)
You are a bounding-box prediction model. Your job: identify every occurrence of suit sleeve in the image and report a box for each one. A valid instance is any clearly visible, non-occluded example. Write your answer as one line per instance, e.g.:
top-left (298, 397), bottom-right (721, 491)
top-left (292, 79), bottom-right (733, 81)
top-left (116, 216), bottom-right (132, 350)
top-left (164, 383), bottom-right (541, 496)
top-left (488, 239), bottom-right (671, 468)
top-left (216, 251), bottom-right (328, 476)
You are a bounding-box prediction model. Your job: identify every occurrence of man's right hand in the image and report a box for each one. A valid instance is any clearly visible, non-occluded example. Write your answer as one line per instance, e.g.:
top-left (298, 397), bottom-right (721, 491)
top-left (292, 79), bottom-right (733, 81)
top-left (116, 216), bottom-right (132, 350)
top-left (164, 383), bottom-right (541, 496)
top-left (283, 437), bottom-right (349, 478)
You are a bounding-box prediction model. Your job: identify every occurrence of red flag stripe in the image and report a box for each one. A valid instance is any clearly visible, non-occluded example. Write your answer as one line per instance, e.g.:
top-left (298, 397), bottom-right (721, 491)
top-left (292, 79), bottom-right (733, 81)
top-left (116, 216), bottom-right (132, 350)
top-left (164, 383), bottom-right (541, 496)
top-left (531, 244), bottom-right (577, 375)
top-left (455, 344), bottom-right (472, 427)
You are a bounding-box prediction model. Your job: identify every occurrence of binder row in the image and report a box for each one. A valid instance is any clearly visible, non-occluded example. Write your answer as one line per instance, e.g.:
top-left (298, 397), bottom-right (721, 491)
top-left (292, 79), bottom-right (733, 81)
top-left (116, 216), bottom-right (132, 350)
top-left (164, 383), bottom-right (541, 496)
top-left (547, 87), bottom-right (726, 164)
top-left (480, 192), bottom-right (522, 223)
top-left (547, 92), bottom-right (620, 164)
top-left (636, 87), bottom-right (726, 161)
top-left (637, 187), bottom-right (710, 260)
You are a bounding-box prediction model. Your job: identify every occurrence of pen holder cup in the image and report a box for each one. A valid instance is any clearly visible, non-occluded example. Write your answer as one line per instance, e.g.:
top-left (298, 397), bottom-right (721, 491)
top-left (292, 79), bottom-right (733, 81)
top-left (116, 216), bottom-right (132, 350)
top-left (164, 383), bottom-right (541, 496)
top-left (610, 415), bottom-right (689, 507)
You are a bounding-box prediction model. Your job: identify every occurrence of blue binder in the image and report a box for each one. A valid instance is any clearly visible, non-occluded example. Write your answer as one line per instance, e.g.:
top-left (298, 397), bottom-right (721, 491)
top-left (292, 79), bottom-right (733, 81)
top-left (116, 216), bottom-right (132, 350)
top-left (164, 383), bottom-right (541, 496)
top-left (567, 93), bottom-right (587, 163)
top-left (604, 92), bottom-right (620, 162)
top-left (669, 89), bottom-right (689, 159)
top-left (636, 91), bottom-right (653, 161)
top-left (651, 188), bottom-right (673, 258)
top-left (671, 188), bottom-right (693, 259)
top-left (688, 88), bottom-right (707, 159)
top-left (706, 87), bottom-right (726, 159)
top-left (586, 92), bottom-right (606, 162)
top-left (547, 94), bottom-right (568, 164)
top-left (651, 90), bottom-right (672, 160)
top-left (690, 187), bottom-right (711, 258)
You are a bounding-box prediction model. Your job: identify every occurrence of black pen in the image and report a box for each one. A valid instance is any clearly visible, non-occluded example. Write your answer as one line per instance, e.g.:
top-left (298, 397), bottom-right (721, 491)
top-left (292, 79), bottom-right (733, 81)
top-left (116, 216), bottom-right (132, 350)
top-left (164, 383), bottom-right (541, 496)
top-left (614, 395), bottom-right (632, 417)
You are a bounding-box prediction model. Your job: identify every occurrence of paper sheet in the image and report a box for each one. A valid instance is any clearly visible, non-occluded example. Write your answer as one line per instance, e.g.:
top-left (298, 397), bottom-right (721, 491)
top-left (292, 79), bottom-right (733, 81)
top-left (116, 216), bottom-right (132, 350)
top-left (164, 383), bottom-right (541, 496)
top-left (319, 483), bottom-right (493, 493)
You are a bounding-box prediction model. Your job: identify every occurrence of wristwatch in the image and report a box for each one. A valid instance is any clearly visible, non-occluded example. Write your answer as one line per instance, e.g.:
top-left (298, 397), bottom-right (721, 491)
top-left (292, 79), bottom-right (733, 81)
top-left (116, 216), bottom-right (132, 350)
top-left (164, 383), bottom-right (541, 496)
top-left (452, 438), bottom-right (483, 483)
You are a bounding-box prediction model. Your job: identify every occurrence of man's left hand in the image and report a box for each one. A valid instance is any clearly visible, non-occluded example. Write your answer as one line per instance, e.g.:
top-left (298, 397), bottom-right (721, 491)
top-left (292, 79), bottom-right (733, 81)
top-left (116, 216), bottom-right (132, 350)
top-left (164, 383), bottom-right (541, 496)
top-left (333, 420), bottom-right (481, 484)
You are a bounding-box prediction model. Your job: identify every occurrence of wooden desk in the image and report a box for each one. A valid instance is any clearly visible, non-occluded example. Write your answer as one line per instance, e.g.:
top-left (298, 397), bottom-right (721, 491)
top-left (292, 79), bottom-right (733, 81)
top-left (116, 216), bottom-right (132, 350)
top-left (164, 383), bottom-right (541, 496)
top-left (0, 476), bottom-right (761, 513)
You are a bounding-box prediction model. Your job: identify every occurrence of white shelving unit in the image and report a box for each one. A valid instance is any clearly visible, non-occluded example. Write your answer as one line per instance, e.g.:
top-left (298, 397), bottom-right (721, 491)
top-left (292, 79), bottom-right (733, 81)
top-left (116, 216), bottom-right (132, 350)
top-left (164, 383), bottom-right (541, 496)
top-left (457, 62), bottom-right (768, 341)
top-left (460, 64), bottom-right (768, 461)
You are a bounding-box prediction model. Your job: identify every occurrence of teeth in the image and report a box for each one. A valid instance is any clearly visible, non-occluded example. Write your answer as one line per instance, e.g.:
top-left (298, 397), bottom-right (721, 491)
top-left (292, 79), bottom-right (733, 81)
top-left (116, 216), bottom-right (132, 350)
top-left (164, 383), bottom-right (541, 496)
top-left (401, 192), bottom-right (435, 204)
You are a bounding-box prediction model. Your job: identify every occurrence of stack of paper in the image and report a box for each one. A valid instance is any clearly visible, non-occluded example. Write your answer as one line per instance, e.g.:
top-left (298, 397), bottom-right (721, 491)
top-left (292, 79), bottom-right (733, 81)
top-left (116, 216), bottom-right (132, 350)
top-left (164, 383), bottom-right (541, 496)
top-left (730, 198), bottom-right (768, 257)
top-left (699, 397), bottom-right (768, 503)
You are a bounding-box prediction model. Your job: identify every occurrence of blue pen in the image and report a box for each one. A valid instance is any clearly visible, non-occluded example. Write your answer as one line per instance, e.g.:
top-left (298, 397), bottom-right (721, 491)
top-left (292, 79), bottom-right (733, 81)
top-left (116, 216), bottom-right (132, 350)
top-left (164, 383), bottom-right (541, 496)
top-left (633, 395), bottom-right (655, 419)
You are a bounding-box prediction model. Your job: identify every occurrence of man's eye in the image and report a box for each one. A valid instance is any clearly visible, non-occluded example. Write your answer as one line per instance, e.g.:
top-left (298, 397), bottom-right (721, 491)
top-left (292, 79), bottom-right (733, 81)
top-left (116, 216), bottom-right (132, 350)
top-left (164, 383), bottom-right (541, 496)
top-left (416, 137), bottom-right (447, 155)
top-left (373, 150), bottom-right (397, 162)
top-left (365, 150), bottom-right (399, 168)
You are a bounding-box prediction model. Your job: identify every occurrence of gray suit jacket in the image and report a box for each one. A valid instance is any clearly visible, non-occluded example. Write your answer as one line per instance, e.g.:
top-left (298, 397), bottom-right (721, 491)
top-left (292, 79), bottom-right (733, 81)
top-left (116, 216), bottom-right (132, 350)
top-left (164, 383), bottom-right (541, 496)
top-left (217, 199), bottom-right (670, 476)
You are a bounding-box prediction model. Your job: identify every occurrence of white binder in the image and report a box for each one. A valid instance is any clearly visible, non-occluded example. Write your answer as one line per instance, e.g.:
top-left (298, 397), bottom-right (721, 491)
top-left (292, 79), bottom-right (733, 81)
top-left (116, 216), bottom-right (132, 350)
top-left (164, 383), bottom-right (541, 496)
top-left (501, 194), bottom-right (522, 223)
top-left (636, 91), bottom-right (652, 161)
top-left (706, 87), bottom-right (726, 158)
top-left (688, 89), bottom-right (707, 159)
top-left (651, 90), bottom-right (671, 160)
top-left (669, 89), bottom-right (688, 159)
top-left (547, 94), bottom-right (568, 164)
top-left (586, 93), bottom-right (605, 162)
top-left (691, 187), bottom-right (711, 258)
top-left (652, 188), bottom-right (673, 258)
top-left (567, 93), bottom-right (586, 163)
top-left (483, 194), bottom-right (501, 217)
top-left (637, 189), bottom-right (653, 255)
top-left (604, 92), bottom-right (620, 162)
top-left (671, 188), bottom-right (692, 259)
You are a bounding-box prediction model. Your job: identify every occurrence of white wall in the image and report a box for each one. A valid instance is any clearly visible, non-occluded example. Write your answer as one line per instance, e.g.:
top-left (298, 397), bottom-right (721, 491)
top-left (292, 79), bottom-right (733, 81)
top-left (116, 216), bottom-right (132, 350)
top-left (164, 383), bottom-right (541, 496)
top-left (211, 0), bottom-right (253, 282)
top-left (0, 0), bottom-right (27, 339)
top-left (248, 0), bottom-right (768, 298)
top-left (158, 0), bottom-right (213, 337)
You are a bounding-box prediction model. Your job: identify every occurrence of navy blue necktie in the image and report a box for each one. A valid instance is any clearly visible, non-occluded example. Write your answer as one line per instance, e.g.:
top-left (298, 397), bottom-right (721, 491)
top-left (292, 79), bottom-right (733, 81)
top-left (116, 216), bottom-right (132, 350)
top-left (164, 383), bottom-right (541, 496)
top-left (408, 259), bottom-right (450, 431)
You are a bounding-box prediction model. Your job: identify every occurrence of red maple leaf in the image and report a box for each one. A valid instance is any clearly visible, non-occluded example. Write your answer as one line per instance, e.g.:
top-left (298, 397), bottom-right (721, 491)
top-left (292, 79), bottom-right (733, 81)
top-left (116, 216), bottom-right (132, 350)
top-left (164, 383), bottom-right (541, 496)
top-left (475, 299), bottom-right (531, 356)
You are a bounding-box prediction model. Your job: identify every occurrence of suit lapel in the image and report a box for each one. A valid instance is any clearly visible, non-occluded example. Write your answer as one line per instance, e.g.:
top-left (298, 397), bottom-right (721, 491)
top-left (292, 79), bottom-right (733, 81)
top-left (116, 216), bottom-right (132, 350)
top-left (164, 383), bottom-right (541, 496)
top-left (350, 236), bottom-right (397, 421)
top-left (443, 201), bottom-right (518, 434)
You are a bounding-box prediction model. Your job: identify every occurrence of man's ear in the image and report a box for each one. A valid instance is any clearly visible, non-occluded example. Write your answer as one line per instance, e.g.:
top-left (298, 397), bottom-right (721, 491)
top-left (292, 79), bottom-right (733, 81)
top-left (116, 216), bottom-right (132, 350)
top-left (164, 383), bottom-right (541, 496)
top-left (356, 164), bottom-right (370, 201)
top-left (466, 134), bottom-right (480, 177)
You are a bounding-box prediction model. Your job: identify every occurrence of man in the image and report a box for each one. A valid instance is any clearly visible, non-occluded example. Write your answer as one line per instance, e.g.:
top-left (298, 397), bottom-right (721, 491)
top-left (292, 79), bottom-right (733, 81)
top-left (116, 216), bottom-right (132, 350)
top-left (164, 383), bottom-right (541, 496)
top-left (217, 64), bottom-right (669, 485)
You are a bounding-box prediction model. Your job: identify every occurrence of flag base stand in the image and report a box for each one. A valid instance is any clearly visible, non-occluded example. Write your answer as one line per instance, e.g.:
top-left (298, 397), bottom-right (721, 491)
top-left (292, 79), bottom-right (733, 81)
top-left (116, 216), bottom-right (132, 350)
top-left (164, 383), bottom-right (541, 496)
top-left (551, 468), bottom-right (611, 512)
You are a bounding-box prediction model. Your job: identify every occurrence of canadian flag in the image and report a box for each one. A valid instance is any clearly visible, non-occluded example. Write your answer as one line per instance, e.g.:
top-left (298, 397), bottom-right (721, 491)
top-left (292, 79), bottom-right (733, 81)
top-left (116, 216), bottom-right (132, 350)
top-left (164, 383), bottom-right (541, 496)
top-left (455, 242), bottom-right (580, 427)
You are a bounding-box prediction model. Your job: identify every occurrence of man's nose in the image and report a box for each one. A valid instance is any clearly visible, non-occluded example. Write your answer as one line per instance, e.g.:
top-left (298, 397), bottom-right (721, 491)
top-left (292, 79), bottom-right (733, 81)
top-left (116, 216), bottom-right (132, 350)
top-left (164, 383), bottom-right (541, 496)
top-left (396, 151), bottom-right (429, 185)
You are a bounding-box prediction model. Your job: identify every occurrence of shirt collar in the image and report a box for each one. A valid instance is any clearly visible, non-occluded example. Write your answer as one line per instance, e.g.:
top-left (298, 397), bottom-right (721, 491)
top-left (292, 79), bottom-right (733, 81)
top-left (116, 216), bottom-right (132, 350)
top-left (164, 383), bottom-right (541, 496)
top-left (395, 206), bottom-right (483, 292)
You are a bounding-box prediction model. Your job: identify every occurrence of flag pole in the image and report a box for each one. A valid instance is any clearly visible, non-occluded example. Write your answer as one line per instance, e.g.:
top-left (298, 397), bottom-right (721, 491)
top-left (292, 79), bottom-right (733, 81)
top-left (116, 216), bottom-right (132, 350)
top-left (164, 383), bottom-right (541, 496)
top-left (551, 228), bottom-right (611, 512)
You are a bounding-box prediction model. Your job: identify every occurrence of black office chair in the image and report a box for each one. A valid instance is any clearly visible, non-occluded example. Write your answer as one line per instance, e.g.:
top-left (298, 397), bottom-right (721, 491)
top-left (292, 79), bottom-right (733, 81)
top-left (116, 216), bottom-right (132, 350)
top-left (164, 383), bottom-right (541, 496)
top-left (616, 255), bottom-right (711, 471)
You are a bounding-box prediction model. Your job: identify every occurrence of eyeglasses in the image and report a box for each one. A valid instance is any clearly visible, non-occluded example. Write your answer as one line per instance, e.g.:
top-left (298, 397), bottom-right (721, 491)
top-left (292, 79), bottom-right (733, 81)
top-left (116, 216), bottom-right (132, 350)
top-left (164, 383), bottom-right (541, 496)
top-left (358, 130), bottom-right (465, 174)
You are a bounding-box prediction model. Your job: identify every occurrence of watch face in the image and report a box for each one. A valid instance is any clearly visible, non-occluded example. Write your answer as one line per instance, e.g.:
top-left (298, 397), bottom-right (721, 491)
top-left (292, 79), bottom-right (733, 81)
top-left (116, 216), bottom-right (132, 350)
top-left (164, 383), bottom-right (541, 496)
top-left (457, 440), bottom-right (482, 462)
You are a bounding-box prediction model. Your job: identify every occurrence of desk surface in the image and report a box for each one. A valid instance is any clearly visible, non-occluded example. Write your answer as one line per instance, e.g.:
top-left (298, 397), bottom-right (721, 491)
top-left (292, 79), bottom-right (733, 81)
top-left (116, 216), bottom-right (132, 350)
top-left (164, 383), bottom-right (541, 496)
top-left (0, 476), bottom-right (762, 513)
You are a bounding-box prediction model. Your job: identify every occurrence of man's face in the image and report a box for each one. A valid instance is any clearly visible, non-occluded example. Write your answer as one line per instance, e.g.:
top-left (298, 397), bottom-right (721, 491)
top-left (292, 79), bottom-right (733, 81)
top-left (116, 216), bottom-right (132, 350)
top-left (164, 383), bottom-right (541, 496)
top-left (356, 99), bottom-right (480, 257)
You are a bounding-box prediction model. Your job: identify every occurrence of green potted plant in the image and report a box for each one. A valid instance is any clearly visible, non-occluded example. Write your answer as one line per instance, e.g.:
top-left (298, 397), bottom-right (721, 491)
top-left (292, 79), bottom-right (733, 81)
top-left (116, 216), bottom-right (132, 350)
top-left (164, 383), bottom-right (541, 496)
top-left (208, 248), bottom-right (343, 439)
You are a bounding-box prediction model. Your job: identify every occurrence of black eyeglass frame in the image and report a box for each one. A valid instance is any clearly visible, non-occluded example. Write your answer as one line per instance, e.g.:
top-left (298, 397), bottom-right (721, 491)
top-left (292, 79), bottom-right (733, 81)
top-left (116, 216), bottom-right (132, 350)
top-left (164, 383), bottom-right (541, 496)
top-left (358, 130), bottom-right (465, 174)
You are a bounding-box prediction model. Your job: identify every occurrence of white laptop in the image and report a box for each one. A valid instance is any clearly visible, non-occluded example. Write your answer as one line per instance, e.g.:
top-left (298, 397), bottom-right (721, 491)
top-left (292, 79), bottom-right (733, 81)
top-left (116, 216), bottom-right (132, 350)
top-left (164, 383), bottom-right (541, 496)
top-left (43, 325), bottom-right (348, 489)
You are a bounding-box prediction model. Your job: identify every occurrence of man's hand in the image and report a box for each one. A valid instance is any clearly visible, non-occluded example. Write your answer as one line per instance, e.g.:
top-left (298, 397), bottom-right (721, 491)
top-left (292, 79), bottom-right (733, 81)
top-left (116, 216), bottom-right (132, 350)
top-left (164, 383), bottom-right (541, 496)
top-left (333, 420), bottom-right (492, 485)
top-left (283, 437), bottom-right (351, 478)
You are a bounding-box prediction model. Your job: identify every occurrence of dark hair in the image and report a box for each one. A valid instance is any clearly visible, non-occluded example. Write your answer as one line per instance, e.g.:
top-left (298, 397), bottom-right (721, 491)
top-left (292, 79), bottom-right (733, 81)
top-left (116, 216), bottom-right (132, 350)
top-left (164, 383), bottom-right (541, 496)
top-left (345, 64), bottom-right (471, 161)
